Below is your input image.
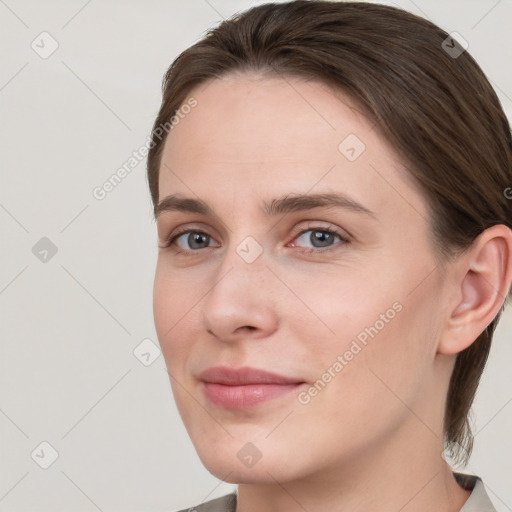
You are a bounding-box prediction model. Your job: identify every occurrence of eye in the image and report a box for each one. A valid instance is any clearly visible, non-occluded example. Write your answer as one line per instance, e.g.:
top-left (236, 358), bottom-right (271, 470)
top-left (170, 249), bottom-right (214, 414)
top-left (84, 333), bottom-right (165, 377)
top-left (290, 226), bottom-right (349, 253)
top-left (160, 224), bottom-right (349, 255)
top-left (162, 229), bottom-right (219, 253)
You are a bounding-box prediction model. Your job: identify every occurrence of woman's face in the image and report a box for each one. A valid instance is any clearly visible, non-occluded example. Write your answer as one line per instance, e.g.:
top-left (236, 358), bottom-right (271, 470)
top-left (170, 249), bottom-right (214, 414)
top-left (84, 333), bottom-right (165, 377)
top-left (153, 73), bottom-right (451, 483)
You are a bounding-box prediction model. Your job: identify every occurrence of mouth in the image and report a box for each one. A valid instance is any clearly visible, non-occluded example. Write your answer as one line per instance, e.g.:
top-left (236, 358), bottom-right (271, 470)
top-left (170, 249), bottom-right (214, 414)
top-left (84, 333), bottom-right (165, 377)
top-left (198, 366), bottom-right (306, 409)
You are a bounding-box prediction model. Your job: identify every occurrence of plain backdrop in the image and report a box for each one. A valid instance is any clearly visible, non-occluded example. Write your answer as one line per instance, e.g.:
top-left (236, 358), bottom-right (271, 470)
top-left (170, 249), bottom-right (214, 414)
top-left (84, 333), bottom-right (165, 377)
top-left (1, 0), bottom-right (511, 511)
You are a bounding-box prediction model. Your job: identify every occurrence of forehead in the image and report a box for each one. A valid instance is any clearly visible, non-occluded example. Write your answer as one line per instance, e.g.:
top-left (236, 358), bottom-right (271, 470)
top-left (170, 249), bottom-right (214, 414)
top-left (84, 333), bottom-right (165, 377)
top-left (164, 72), bottom-right (373, 163)
top-left (158, 72), bottom-right (428, 223)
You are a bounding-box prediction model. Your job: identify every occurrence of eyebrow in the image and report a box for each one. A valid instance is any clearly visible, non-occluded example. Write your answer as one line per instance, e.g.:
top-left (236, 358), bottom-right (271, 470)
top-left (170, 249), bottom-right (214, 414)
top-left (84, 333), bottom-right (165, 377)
top-left (154, 192), bottom-right (376, 220)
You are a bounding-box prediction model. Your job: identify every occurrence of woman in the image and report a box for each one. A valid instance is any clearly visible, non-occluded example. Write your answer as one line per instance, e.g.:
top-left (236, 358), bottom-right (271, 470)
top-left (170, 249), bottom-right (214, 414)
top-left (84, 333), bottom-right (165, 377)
top-left (147, 1), bottom-right (512, 510)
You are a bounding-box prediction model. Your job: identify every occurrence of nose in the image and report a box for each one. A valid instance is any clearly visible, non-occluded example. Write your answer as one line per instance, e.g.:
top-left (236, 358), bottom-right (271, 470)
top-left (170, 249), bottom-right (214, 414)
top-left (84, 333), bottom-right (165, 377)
top-left (202, 242), bottom-right (279, 343)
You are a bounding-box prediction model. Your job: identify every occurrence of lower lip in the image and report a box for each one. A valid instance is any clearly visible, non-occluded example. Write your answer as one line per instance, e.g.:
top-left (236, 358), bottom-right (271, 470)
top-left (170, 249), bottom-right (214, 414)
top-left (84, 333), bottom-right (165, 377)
top-left (202, 382), bottom-right (303, 409)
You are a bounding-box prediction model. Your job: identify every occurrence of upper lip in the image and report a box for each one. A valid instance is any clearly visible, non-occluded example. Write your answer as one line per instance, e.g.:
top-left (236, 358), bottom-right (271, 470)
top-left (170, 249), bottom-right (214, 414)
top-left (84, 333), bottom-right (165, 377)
top-left (198, 366), bottom-right (304, 386)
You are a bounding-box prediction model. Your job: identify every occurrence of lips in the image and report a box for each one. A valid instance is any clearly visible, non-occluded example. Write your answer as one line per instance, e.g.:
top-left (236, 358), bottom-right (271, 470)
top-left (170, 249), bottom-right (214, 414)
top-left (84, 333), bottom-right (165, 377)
top-left (198, 366), bottom-right (305, 408)
top-left (198, 366), bottom-right (303, 385)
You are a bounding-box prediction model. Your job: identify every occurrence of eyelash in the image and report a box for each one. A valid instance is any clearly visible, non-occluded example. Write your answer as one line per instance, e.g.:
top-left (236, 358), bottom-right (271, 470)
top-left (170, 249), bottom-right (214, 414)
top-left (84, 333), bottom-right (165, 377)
top-left (161, 224), bottom-right (350, 256)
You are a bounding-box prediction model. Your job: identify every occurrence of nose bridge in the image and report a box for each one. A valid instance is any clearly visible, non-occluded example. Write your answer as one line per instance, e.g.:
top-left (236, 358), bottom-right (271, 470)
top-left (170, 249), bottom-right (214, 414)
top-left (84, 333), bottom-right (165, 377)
top-left (201, 232), bottom-right (277, 339)
top-left (208, 232), bottom-right (268, 307)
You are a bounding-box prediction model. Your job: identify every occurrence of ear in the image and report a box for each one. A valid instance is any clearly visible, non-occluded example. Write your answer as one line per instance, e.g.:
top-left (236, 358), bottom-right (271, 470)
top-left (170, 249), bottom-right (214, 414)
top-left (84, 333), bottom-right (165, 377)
top-left (437, 224), bottom-right (512, 355)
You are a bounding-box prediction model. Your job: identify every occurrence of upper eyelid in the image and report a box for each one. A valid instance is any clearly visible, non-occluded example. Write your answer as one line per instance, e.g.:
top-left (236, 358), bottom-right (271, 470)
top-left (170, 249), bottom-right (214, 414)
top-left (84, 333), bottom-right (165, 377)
top-left (167, 221), bottom-right (346, 239)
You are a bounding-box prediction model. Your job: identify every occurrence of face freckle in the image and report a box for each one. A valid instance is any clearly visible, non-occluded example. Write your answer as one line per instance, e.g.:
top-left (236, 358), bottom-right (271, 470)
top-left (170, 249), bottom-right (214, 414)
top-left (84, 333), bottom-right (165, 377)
top-left (152, 72), bottom-right (449, 485)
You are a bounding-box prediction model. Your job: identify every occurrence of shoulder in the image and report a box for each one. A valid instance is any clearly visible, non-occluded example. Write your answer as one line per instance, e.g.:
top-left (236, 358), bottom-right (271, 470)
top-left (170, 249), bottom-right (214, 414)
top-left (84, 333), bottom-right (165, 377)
top-left (454, 473), bottom-right (497, 512)
top-left (173, 493), bottom-right (237, 512)
top-left (172, 478), bottom-right (497, 512)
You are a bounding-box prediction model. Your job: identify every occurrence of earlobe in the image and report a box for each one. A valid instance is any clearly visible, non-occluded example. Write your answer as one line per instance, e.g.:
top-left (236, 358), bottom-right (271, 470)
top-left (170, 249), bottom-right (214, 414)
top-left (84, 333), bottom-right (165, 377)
top-left (438, 224), bottom-right (512, 355)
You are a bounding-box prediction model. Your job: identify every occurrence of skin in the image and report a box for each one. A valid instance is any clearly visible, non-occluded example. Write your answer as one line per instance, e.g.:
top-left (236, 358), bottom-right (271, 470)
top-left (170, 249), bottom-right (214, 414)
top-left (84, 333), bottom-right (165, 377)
top-left (152, 72), bottom-right (512, 512)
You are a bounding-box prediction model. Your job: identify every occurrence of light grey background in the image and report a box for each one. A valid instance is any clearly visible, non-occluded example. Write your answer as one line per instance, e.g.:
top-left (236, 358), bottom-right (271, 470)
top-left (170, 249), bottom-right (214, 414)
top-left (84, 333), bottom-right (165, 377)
top-left (1, 0), bottom-right (511, 511)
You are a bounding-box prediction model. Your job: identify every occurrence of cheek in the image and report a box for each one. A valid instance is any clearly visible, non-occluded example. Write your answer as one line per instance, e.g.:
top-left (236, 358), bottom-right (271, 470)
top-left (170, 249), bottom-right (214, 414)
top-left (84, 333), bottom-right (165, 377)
top-left (328, 283), bottom-right (438, 423)
top-left (287, 301), bottom-right (434, 463)
top-left (279, 262), bottom-right (394, 344)
top-left (153, 268), bottom-right (203, 425)
top-left (289, 260), bottom-right (436, 402)
top-left (153, 264), bottom-right (202, 364)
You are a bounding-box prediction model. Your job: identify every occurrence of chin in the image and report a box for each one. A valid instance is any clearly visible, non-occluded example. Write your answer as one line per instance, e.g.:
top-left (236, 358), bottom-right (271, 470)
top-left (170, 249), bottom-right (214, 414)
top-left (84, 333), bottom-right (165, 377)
top-left (200, 455), bottom-right (290, 484)
top-left (194, 436), bottom-right (316, 486)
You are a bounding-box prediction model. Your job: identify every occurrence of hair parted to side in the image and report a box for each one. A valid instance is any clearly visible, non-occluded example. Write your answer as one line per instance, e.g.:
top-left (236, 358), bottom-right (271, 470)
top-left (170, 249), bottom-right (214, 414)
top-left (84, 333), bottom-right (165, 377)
top-left (146, 0), bottom-right (512, 464)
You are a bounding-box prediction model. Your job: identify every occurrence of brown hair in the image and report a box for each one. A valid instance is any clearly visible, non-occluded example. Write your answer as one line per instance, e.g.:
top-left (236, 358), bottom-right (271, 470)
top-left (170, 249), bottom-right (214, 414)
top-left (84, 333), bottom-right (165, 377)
top-left (146, 0), bottom-right (512, 464)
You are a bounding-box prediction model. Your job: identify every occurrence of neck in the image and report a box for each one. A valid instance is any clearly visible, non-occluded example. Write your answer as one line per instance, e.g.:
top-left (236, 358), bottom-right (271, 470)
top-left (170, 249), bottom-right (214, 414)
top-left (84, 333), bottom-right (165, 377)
top-left (235, 423), bottom-right (471, 512)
